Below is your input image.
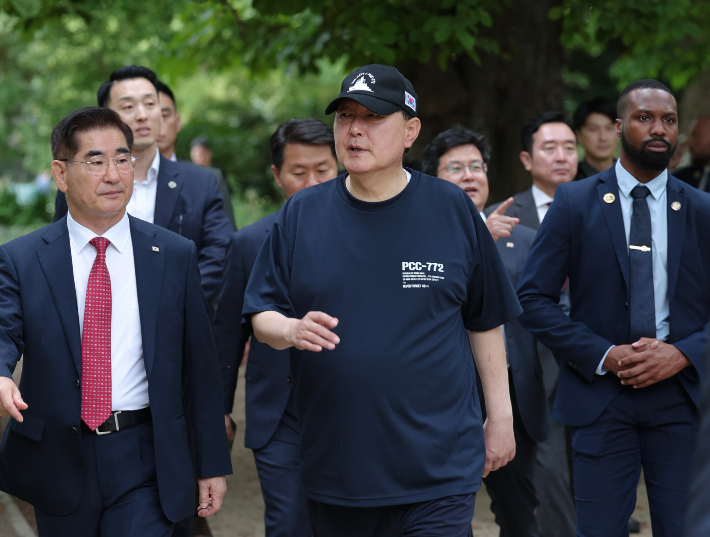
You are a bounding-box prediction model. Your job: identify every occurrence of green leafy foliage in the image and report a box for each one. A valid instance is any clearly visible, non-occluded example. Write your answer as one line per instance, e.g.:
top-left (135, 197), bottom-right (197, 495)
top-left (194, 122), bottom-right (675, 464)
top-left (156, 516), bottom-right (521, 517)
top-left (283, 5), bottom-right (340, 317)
top-left (554, 0), bottom-right (710, 89)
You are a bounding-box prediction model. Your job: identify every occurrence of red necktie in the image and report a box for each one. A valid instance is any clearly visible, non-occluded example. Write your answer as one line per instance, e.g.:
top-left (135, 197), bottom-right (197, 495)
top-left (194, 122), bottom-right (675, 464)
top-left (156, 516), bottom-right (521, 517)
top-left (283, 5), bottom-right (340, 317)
top-left (81, 237), bottom-right (112, 431)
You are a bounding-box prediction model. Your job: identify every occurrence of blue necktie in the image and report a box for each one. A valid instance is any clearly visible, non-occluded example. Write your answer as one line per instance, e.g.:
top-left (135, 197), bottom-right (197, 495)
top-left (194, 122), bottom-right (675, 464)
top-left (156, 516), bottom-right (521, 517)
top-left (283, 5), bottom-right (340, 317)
top-left (629, 185), bottom-right (656, 342)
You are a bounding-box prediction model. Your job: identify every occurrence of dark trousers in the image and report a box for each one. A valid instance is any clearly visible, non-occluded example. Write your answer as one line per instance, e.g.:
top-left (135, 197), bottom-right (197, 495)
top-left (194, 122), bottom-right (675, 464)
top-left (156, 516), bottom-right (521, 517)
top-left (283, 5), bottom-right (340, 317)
top-left (535, 344), bottom-right (577, 537)
top-left (252, 395), bottom-right (312, 537)
top-left (571, 376), bottom-right (697, 537)
top-left (483, 374), bottom-right (540, 537)
top-left (306, 493), bottom-right (476, 537)
top-left (34, 421), bottom-right (174, 537)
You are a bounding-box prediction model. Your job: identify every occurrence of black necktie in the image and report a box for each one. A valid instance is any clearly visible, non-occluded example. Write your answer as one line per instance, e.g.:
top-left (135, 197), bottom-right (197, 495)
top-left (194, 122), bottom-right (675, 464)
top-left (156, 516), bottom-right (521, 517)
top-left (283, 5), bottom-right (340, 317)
top-left (629, 185), bottom-right (656, 342)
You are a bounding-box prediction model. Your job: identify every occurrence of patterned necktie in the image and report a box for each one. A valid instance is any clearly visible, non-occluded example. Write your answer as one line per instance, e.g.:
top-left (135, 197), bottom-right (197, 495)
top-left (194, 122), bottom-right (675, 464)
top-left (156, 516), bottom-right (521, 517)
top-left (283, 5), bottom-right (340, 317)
top-left (629, 185), bottom-right (656, 342)
top-left (81, 237), bottom-right (112, 430)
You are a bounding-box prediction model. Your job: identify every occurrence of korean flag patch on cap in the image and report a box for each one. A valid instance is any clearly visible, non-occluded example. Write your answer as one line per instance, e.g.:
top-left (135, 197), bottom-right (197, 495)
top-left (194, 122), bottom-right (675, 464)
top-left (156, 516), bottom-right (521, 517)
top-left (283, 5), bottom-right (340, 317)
top-left (405, 91), bottom-right (416, 112)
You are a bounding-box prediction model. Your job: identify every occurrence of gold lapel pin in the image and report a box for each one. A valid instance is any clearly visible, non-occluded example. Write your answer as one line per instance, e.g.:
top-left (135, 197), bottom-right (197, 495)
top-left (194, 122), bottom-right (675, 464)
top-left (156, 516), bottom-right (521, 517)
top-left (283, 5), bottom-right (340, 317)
top-left (603, 193), bottom-right (615, 203)
top-left (506, 242), bottom-right (514, 248)
top-left (671, 201), bottom-right (681, 211)
top-left (152, 246), bottom-right (159, 252)
top-left (168, 181), bottom-right (177, 189)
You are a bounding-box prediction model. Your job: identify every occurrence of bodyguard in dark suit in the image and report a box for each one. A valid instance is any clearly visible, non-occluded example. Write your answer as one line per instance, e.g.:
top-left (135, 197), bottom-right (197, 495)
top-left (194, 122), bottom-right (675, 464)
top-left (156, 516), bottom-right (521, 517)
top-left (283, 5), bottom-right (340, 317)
top-left (674, 116), bottom-right (710, 192)
top-left (214, 119), bottom-right (338, 536)
top-left (422, 127), bottom-right (549, 537)
top-left (0, 108), bottom-right (231, 536)
top-left (155, 80), bottom-right (237, 230)
top-left (53, 66), bottom-right (233, 304)
top-left (517, 80), bottom-right (710, 536)
top-left (486, 112), bottom-right (579, 537)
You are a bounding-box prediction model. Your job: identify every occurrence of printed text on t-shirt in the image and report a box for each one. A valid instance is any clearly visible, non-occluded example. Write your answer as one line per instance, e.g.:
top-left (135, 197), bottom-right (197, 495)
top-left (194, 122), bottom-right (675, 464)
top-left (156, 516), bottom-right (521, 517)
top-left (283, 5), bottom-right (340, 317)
top-left (402, 262), bottom-right (445, 288)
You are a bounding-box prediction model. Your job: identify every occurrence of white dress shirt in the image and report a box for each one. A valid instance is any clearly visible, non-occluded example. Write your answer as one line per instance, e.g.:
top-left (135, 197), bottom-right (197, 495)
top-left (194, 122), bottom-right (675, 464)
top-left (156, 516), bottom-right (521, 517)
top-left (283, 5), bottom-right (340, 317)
top-left (596, 160), bottom-right (669, 375)
top-left (67, 211), bottom-right (149, 410)
top-left (531, 184), bottom-right (554, 224)
top-left (126, 148), bottom-right (161, 224)
top-left (170, 152), bottom-right (177, 162)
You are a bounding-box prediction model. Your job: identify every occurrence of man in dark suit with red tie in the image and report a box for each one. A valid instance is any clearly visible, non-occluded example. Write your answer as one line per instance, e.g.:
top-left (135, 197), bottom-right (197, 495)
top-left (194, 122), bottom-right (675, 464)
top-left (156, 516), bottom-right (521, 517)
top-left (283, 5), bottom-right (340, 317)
top-left (0, 107), bottom-right (232, 536)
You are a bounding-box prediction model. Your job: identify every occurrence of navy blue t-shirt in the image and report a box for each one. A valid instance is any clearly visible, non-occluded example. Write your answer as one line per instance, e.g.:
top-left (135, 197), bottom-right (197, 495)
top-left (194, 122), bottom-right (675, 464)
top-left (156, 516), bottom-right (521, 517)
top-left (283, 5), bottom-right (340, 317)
top-left (243, 169), bottom-right (522, 507)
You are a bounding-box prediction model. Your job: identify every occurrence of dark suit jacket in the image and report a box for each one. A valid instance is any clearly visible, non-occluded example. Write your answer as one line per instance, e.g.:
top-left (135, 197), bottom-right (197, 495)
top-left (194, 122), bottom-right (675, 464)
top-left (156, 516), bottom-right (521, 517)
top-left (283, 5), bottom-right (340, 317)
top-left (675, 164), bottom-right (705, 190)
top-left (178, 160), bottom-right (236, 230)
top-left (53, 155), bottom-right (233, 302)
top-left (685, 326), bottom-right (710, 537)
top-left (492, 224), bottom-right (550, 443)
top-left (485, 187), bottom-right (540, 231)
top-left (213, 213), bottom-right (293, 450)
top-left (517, 168), bottom-right (710, 427)
top-left (0, 216), bottom-right (232, 521)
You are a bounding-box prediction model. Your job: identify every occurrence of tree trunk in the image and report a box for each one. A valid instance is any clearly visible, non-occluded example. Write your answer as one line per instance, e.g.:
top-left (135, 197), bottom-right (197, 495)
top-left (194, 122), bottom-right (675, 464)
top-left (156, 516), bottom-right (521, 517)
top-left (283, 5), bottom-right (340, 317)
top-left (400, 0), bottom-right (566, 205)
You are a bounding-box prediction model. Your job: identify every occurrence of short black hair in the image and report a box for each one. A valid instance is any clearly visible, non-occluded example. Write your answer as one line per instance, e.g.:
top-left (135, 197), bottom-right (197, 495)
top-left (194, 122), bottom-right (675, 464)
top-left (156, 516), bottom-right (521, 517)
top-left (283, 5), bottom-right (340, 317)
top-left (572, 98), bottom-right (617, 131)
top-left (97, 65), bottom-right (159, 107)
top-left (270, 118), bottom-right (336, 171)
top-left (617, 79), bottom-right (675, 119)
top-left (156, 80), bottom-right (176, 110)
top-left (190, 135), bottom-right (211, 150)
top-left (51, 107), bottom-right (134, 160)
top-left (421, 127), bottom-right (491, 176)
top-left (520, 112), bottom-right (575, 153)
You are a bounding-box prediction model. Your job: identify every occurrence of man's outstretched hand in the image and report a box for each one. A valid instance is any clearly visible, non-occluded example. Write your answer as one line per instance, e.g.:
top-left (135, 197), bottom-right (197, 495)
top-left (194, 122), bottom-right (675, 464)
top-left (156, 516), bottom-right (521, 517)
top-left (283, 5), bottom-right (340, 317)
top-left (197, 476), bottom-right (227, 517)
top-left (485, 197), bottom-right (520, 242)
top-left (286, 311), bottom-right (340, 352)
top-left (0, 377), bottom-right (27, 421)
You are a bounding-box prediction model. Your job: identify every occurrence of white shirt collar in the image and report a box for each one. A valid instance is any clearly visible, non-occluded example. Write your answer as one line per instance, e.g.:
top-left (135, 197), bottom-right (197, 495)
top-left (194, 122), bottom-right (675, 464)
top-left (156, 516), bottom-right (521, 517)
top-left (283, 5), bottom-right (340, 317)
top-left (139, 148), bottom-right (161, 187)
top-left (479, 211), bottom-right (487, 222)
top-left (615, 159), bottom-right (667, 200)
top-left (531, 183), bottom-right (554, 209)
top-left (67, 211), bottom-right (131, 255)
top-left (169, 152), bottom-right (177, 162)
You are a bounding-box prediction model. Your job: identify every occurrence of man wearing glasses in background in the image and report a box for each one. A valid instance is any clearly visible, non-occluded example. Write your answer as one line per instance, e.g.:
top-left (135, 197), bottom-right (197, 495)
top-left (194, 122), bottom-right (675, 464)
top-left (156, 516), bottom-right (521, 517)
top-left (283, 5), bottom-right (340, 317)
top-left (423, 128), bottom-right (549, 537)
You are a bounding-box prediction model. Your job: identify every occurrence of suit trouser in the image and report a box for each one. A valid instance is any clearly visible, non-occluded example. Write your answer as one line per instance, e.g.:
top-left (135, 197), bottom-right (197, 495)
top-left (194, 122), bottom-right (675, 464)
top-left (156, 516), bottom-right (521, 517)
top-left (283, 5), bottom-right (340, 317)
top-left (306, 493), bottom-right (475, 537)
top-left (252, 394), bottom-right (312, 537)
top-left (34, 420), bottom-right (174, 537)
top-left (535, 344), bottom-right (577, 537)
top-left (571, 376), bottom-right (697, 537)
top-left (483, 374), bottom-right (540, 537)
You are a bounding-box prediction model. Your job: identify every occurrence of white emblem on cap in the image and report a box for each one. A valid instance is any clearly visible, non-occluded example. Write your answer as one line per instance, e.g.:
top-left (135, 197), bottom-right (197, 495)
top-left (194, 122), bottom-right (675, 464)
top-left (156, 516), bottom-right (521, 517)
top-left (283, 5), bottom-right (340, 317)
top-left (405, 91), bottom-right (416, 112)
top-left (348, 73), bottom-right (375, 93)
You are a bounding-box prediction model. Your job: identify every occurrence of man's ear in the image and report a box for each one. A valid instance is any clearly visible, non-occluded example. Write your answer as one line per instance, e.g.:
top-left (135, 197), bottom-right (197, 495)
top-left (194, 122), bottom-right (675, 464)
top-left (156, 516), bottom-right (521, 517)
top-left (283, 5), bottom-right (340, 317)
top-left (176, 112), bottom-right (182, 134)
top-left (615, 118), bottom-right (623, 138)
top-left (519, 151), bottom-right (533, 172)
top-left (51, 160), bottom-right (69, 193)
top-left (271, 164), bottom-right (283, 189)
top-left (404, 117), bottom-right (421, 149)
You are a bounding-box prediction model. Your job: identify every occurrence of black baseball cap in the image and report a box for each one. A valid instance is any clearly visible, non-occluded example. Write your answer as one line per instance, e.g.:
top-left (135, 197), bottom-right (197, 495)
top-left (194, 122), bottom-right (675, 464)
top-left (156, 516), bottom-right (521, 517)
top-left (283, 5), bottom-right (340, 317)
top-left (325, 64), bottom-right (418, 117)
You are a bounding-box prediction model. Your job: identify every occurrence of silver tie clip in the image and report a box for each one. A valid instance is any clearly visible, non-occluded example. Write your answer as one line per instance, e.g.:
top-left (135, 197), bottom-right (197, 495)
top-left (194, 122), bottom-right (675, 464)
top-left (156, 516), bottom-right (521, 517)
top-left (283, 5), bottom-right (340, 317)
top-left (629, 245), bottom-right (651, 253)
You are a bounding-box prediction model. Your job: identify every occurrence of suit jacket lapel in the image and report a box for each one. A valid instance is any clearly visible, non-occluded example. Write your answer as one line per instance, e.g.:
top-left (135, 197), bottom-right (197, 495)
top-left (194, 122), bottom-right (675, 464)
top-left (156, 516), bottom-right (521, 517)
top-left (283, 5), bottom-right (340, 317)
top-left (597, 169), bottom-right (630, 292)
top-left (130, 216), bottom-right (164, 378)
top-left (666, 176), bottom-right (687, 304)
top-left (515, 188), bottom-right (541, 230)
top-left (153, 155), bottom-right (182, 229)
top-left (36, 219), bottom-right (83, 376)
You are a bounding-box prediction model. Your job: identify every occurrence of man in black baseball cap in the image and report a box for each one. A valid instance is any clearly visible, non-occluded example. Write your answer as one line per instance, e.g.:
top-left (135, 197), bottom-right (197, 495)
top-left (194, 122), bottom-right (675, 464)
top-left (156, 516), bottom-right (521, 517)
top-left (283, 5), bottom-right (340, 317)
top-left (244, 64), bottom-right (518, 536)
top-left (325, 64), bottom-right (419, 117)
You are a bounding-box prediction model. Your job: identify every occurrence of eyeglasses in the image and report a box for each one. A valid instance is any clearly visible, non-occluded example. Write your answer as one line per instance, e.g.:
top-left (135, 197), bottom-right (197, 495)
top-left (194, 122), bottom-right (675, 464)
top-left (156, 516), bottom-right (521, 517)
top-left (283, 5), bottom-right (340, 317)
top-left (440, 162), bottom-right (486, 178)
top-left (59, 154), bottom-right (137, 176)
